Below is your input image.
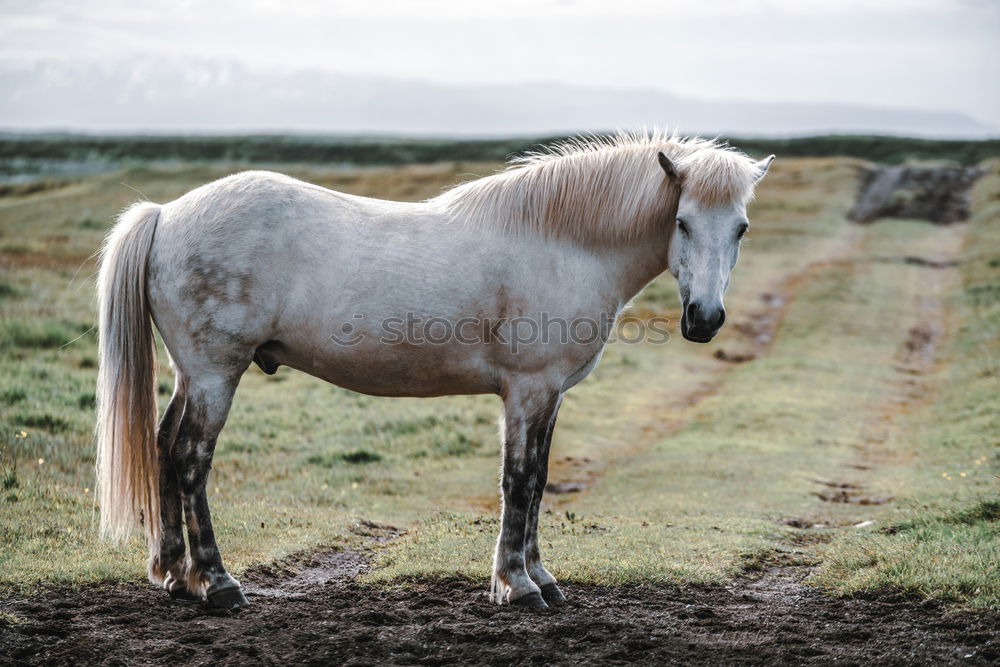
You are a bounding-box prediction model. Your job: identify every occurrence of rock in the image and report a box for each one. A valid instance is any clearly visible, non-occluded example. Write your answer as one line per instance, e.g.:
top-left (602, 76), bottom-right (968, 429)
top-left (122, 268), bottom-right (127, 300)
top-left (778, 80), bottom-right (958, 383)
top-left (849, 165), bottom-right (983, 224)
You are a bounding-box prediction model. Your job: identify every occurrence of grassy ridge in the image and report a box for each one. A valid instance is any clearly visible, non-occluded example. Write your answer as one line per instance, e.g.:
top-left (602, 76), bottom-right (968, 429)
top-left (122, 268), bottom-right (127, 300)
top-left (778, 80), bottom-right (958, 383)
top-left (2, 134), bottom-right (999, 172)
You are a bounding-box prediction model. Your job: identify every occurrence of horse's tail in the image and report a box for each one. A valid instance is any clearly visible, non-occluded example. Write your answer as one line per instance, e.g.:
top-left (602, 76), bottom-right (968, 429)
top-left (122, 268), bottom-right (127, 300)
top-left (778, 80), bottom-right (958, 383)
top-left (95, 201), bottom-right (162, 543)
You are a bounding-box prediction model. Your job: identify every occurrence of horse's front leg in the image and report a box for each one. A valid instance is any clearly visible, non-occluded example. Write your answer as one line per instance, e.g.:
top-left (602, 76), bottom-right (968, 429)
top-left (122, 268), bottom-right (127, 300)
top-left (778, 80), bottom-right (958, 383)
top-left (525, 393), bottom-right (566, 605)
top-left (492, 384), bottom-right (560, 608)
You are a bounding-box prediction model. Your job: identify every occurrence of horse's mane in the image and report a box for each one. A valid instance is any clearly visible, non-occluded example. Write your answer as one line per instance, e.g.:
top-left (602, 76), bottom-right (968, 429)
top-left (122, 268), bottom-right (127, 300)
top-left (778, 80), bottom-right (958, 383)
top-left (432, 129), bottom-right (761, 245)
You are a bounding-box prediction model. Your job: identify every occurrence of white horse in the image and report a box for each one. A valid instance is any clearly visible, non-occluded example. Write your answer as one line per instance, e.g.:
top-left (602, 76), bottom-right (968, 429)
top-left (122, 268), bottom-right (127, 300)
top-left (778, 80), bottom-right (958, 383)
top-left (96, 131), bottom-right (773, 609)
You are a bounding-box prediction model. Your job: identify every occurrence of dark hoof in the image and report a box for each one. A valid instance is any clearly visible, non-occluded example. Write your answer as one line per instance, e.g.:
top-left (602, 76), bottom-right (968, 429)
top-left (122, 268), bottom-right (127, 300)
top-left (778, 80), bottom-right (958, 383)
top-left (168, 587), bottom-right (202, 602)
top-left (207, 586), bottom-right (249, 610)
top-left (539, 583), bottom-right (566, 606)
top-left (510, 592), bottom-right (548, 609)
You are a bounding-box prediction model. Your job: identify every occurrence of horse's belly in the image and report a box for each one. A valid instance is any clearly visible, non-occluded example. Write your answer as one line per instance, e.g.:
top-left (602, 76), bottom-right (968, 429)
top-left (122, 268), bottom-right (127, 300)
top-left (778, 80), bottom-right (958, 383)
top-left (262, 339), bottom-right (497, 398)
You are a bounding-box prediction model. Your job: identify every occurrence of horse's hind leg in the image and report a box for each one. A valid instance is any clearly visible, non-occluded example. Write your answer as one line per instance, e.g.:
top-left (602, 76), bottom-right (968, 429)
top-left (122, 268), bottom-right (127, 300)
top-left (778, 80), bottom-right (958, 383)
top-left (524, 393), bottom-right (565, 605)
top-left (492, 383), bottom-right (561, 608)
top-left (171, 370), bottom-right (247, 609)
top-left (147, 378), bottom-right (193, 599)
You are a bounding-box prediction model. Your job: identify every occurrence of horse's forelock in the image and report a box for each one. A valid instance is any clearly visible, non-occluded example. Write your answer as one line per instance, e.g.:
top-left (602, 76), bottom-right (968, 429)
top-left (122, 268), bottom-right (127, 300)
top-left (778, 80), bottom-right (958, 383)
top-left (675, 148), bottom-right (759, 209)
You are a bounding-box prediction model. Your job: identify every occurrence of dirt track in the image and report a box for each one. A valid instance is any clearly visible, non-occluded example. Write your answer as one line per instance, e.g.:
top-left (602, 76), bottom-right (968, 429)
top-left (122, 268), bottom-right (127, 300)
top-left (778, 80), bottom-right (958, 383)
top-left (2, 544), bottom-right (997, 666)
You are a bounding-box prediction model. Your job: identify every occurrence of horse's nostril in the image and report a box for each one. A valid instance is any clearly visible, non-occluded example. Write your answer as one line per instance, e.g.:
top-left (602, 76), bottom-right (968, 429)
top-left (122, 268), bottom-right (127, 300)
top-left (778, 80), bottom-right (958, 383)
top-left (686, 302), bottom-right (725, 331)
top-left (686, 302), bottom-right (699, 321)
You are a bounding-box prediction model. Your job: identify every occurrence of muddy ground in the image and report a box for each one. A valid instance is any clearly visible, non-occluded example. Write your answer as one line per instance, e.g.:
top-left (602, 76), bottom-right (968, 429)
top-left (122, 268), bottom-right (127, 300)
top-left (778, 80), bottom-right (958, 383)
top-left (2, 545), bottom-right (997, 666)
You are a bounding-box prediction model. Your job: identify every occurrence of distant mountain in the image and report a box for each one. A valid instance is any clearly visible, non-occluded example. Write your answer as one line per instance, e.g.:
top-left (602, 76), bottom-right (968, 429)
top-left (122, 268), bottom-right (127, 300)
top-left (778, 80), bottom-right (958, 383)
top-left (0, 58), bottom-right (993, 138)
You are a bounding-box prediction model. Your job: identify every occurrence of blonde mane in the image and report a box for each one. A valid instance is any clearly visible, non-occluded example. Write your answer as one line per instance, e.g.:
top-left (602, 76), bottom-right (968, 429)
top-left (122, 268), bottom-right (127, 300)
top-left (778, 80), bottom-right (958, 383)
top-left (432, 129), bottom-right (761, 245)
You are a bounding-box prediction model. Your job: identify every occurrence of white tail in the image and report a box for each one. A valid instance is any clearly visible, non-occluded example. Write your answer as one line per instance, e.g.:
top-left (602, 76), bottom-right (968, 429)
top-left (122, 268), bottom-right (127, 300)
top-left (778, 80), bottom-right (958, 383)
top-left (95, 202), bottom-right (161, 543)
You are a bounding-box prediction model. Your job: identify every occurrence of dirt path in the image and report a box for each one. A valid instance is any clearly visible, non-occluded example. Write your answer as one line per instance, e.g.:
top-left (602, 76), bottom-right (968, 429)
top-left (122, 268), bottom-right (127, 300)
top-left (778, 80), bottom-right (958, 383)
top-left (2, 542), bottom-right (997, 666)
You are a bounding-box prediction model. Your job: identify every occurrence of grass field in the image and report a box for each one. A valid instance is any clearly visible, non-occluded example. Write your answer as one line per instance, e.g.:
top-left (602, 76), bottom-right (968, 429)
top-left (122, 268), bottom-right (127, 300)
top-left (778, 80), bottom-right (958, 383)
top-left (1, 154), bottom-right (997, 609)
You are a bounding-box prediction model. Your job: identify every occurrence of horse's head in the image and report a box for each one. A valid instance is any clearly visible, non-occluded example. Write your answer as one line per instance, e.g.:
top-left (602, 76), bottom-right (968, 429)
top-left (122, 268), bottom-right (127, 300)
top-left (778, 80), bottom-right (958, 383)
top-left (662, 153), bottom-right (774, 343)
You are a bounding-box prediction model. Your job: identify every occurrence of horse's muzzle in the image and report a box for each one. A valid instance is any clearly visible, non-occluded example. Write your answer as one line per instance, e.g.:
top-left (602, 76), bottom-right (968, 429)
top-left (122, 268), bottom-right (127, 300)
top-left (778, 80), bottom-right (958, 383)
top-left (681, 301), bottom-right (725, 343)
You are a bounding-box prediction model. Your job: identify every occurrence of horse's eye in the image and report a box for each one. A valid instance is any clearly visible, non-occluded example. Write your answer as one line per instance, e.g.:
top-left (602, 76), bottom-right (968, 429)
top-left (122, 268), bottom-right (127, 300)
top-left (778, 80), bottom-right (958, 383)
top-left (737, 224), bottom-right (749, 239)
top-left (677, 218), bottom-right (689, 235)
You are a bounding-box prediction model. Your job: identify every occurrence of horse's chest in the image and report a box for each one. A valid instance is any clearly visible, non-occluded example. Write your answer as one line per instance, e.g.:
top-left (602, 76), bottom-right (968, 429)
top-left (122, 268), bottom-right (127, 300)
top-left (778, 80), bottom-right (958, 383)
top-left (561, 346), bottom-right (606, 391)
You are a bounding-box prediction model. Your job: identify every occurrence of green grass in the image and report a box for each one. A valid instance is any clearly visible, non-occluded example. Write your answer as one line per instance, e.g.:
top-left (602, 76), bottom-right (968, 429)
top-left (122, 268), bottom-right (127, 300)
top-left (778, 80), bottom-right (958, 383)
top-left (0, 155), bottom-right (997, 610)
top-left (0, 281), bottom-right (23, 298)
top-left (813, 504), bottom-right (999, 604)
top-left (0, 319), bottom-right (93, 351)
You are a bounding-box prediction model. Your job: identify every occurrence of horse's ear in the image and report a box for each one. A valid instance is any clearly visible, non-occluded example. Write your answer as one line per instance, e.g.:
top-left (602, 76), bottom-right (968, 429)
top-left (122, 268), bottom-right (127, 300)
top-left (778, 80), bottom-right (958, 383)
top-left (754, 155), bottom-right (775, 182)
top-left (657, 151), bottom-right (679, 181)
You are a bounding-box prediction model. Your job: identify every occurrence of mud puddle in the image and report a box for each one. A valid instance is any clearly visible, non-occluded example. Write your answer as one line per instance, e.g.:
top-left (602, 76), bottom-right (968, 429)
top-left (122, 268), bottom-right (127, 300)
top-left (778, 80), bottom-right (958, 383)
top-left (809, 479), bottom-right (893, 506)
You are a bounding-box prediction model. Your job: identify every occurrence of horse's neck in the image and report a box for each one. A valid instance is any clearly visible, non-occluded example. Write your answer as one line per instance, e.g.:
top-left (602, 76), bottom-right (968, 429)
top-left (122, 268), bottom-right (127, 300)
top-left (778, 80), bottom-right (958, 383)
top-left (604, 228), bottom-right (674, 308)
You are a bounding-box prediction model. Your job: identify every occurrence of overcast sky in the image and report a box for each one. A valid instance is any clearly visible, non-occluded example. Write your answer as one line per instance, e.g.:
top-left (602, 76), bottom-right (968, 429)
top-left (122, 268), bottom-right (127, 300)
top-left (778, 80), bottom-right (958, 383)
top-left (2, 0), bottom-right (998, 128)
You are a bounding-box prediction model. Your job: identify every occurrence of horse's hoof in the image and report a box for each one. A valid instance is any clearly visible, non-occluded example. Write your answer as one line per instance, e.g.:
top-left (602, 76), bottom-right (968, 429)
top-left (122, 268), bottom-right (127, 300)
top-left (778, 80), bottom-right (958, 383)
top-left (510, 591), bottom-right (548, 609)
top-left (539, 583), bottom-right (566, 606)
top-left (168, 587), bottom-right (202, 602)
top-left (207, 586), bottom-right (249, 610)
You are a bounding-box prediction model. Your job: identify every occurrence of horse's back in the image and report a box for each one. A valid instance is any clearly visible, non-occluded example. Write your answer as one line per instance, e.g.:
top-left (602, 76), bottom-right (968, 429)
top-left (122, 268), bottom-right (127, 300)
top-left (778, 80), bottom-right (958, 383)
top-left (159, 170), bottom-right (386, 234)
